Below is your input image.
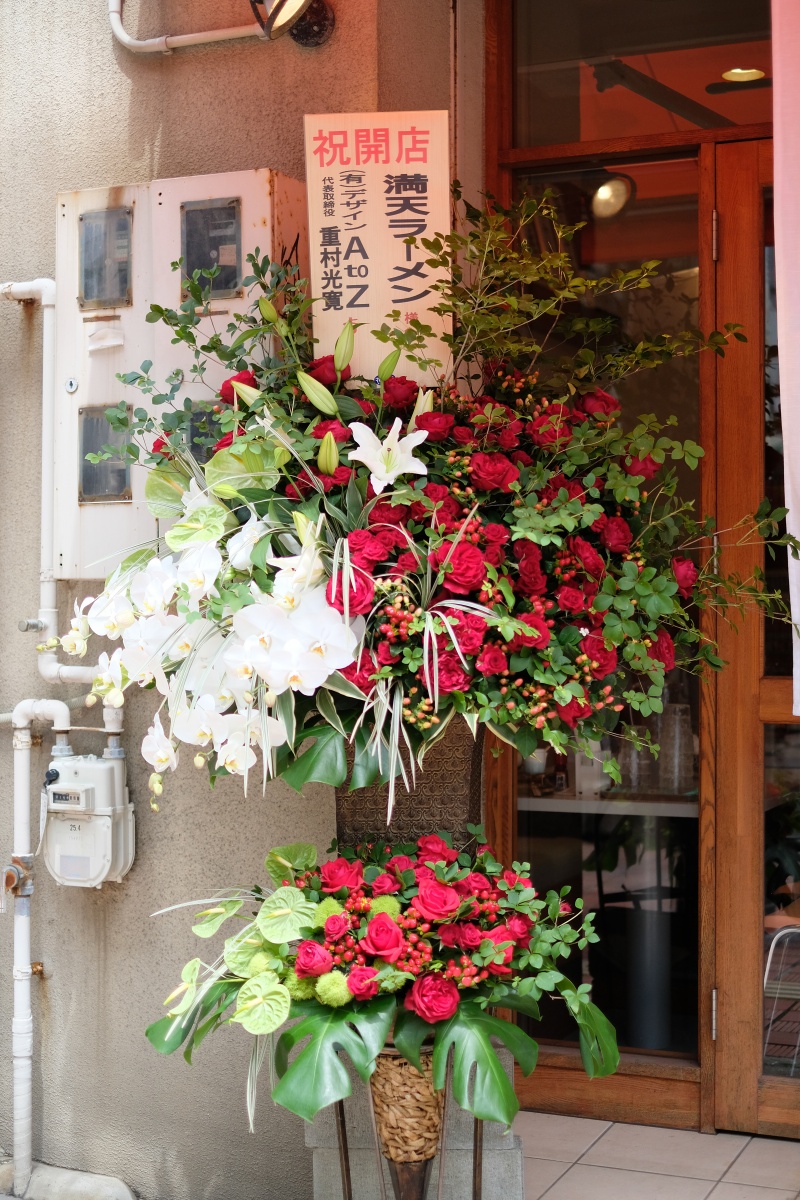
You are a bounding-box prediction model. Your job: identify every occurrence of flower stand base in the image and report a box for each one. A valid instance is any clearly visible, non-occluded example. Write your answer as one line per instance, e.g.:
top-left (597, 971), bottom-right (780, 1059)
top-left (306, 1049), bottom-right (524, 1200)
top-left (370, 1051), bottom-right (443, 1200)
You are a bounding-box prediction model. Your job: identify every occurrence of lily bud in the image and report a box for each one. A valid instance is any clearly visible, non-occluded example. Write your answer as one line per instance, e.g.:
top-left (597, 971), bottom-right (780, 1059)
top-left (333, 321), bottom-right (355, 374)
top-left (408, 388), bottom-right (434, 432)
top-left (317, 430), bottom-right (340, 475)
top-left (296, 370), bottom-right (339, 416)
top-left (377, 347), bottom-right (401, 383)
top-left (230, 380), bottom-right (261, 407)
top-left (292, 511), bottom-right (312, 543)
top-left (258, 296), bottom-right (278, 324)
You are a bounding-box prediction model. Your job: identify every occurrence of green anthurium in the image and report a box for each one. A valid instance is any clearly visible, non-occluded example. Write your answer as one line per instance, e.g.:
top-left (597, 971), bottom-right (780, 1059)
top-left (191, 898), bottom-right (243, 938)
top-left (265, 843), bottom-right (318, 888)
top-left (230, 971), bottom-right (291, 1036)
top-left (144, 460), bottom-right (190, 519)
top-left (256, 887), bottom-right (317, 944)
top-left (205, 442), bottom-right (279, 500)
top-left (272, 997), bottom-right (395, 1122)
top-left (165, 503), bottom-right (228, 551)
top-left (146, 978), bottom-right (241, 1061)
top-left (223, 926), bottom-right (281, 978)
top-left (164, 957), bottom-right (203, 1017)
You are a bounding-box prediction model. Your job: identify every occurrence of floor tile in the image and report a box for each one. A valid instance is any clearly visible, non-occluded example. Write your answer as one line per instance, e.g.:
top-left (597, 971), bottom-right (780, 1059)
top-left (538, 1163), bottom-right (714, 1199)
top-left (581, 1122), bottom-right (751, 1180)
top-left (524, 1157), bottom-right (570, 1200)
top-left (722, 1137), bottom-right (800, 1191)
top-left (707, 1183), bottom-right (797, 1200)
top-left (512, 1111), bottom-right (610, 1162)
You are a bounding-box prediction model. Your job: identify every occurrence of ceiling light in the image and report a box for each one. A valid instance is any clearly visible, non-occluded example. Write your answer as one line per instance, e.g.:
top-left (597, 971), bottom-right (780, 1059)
top-left (591, 176), bottom-right (633, 219)
top-left (721, 68), bottom-right (766, 83)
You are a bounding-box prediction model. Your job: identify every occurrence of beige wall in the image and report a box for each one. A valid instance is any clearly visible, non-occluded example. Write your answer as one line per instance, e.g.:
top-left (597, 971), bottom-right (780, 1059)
top-left (0, 2), bottom-right (481, 1197)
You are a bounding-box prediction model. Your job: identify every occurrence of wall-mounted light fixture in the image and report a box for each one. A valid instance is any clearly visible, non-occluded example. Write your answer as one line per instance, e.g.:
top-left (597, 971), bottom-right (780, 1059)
top-left (108, 0), bottom-right (334, 55)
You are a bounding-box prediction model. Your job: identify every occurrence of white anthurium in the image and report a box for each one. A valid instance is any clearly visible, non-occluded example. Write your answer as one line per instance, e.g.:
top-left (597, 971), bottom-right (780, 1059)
top-left (129, 555), bottom-right (178, 616)
top-left (227, 515), bottom-right (268, 572)
top-left (142, 712), bottom-right (179, 773)
top-left (172, 694), bottom-right (226, 750)
top-left (347, 418), bottom-right (428, 495)
top-left (87, 591), bottom-right (137, 639)
top-left (177, 543), bottom-right (223, 609)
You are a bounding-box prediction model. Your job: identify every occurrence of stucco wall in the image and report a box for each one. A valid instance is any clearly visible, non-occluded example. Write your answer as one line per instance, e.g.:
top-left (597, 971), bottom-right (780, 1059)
top-left (0, 2), bottom-right (482, 1197)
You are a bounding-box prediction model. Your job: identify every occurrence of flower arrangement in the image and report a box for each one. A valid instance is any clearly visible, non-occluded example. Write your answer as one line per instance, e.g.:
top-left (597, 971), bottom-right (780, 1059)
top-left (147, 827), bottom-right (617, 1127)
top-left (57, 193), bottom-right (794, 813)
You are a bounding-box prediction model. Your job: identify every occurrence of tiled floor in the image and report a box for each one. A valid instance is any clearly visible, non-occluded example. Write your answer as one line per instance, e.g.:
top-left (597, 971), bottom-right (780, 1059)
top-left (512, 1112), bottom-right (800, 1200)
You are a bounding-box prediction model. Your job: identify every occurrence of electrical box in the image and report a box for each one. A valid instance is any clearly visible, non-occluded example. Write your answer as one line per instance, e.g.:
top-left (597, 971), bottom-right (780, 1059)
top-left (54, 170), bottom-right (309, 580)
top-left (42, 754), bottom-right (135, 888)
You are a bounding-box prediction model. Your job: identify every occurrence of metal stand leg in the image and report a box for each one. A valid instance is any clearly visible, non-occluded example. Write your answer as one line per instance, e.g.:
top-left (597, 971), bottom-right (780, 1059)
top-left (472, 1117), bottom-right (483, 1200)
top-left (335, 1099), bottom-right (353, 1200)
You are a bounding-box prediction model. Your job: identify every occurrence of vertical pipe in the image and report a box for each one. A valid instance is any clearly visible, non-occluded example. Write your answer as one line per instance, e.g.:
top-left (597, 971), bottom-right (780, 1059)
top-left (37, 291), bottom-right (58, 645)
top-left (11, 724), bottom-right (33, 1197)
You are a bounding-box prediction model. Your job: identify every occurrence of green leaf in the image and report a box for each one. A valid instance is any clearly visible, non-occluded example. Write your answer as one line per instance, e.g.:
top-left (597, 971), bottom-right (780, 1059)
top-left (272, 996), bottom-right (395, 1122)
top-left (393, 1007), bottom-right (432, 1072)
top-left (265, 843), bottom-right (318, 888)
top-left (205, 442), bottom-right (279, 500)
top-left (432, 1002), bottom-right (538, 1127)
top-left (230, 971), bottom-right (291, 1035)
top-left (144, 460), bottom-right (190, 519)
top-left (280, 725), bottom-right (348, 792)
top-left (559, 986), bottom-right (620, 1078)
top-left (256, 886), bottom-right (317, 943)
top-left (191, 899), bottom-right (243, 938)
top-left (297, 370), bottom-right (339, 416)
top-left (146, 978), bottom-right (240, 1057)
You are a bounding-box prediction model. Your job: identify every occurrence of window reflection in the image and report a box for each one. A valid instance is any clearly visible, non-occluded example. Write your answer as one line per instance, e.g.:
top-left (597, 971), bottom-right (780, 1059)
top-left (764, 725), bottom-right (800, 1076)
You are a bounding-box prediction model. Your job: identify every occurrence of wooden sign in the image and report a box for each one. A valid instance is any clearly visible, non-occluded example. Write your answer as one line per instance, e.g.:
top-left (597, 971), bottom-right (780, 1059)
top-left (304, 110), bottom-right (450, 381)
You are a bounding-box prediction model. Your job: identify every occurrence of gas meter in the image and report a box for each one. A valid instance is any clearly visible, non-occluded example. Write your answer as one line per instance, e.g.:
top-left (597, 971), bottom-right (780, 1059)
top-left (41, 754), bottom-right (135, 888)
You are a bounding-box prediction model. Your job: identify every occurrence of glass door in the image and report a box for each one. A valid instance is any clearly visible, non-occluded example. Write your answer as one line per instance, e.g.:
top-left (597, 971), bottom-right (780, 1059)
top-left (714, 138), bottom-right (800, 1139)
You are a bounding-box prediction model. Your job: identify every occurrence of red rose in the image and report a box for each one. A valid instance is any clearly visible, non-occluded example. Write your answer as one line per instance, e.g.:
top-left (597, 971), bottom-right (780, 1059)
top-left (429, 542), bottom-right (486, 595)
top-left (506, 913), bottom-right (534, 945)
top-left (417, 834), bottom-right (459, 865)
top-left (415, 412), bottom-right (455, 442)
top-left (438, 924), bottom-right (459, 948)
top-left (556, 693), bottom-right (588, 729)
top-left (453, 425), bottom-right (477, 446)
top-left (484, 524), bottom-right (509, 545)
top-left (307, 356), bottom-right (350, 388)
top-left (452, 873), bottom-right (491, 897)
top-left (447, 611), bottom-right (487, 656)
top-left (360, 912), bottom-right (405, 962)
top-left (410, 483), bottom-right (461, 524)
top-left (414, 864), bottom-right (437, 884)
top-left (600, 517), bottom-right (632, 553)
top-left (368, 501), bottom-right (410, 528)
top-left (374, 526), bottom-right (408, 553)
top-left (580, 631), bottom-right (618, 680)
top-left (436, 650), bottom-right (473, 694)
top-left (340, 654), bottom-right (378, 694)
top-left (320, 857), bottom-right (364, 894)
top-left (626, 453), bottom-right (660, 479)
top-left (219, 369), bottom-right (257, 405)
top-left (577, 388), bottom-right (619, 418)
top-left (295, 940), bottom-right (334, 978)
top-left (376, 641), bottom-right (400, 667)
top-left (404, 974), bottom-right (460, 1023)
top-left (476, 644), bottom-right (508, 676)
top-left (651, 628), bottom-right (675, 671)
top-left (346, 966), bottom-right (380, 1000)
top-left (482, 925), bottom-right (515, 974)
top-left (152, 435), bottom-right (173, 459)
top-left (672, 556), bottom-right (698, 598)
top-left (387, 854), bottom-right (416, 876)
top-left (450, 922), bottom-right (485, 949)
top-left (485, 541), bottom-right (506, 567)
top-left (569, 536), bottom-right (605, 579)
top-left (393, 551), bottom-right (422, 576)
top-left (528, 404), bottom-right (571, 447)
top-left (511, 449), bottom-right (533, 467)
top-left (541, 473), bottom-right (585, 504)
top-left (556, 585), bottom-right (586, 615)
top-left (213, 428), bottom-right (243, 454)
top-left (383, 376), bottom-right (418, 410)
top-left (347, 529), bottom-right (386, 567)
top-left (325, 466), bottom-right (354, 487)
top-left (371, 872), bottom-right (401, 896)
top-left (517, 551), bottom-right (547, 597)
top-left (312, 419), bottom-right (351, 442)
top-left (326, 570), bottom-right (376, 616)
top-left (325, 913), bottom-right (350, 942)
top-left (415, 877), bottom-right (462, 922)
top-left (493, 423), bottom-right (522, 451)
top-left (508, 612), bottom-right (551, 652)
top-left (469, 451), bottom-right (520, 493)
top-left (356, 398), bottom-right (376, 415)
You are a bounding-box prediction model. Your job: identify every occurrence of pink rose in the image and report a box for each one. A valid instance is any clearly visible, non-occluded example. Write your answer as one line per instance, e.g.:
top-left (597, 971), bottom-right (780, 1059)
top-left (360, 912), bottom-right (405, 962)
top-left (371, 872), bottom-right (401, 896)
top-left (435, 650), bottom-right (473, 694)
top-left (388, 854), bottom-right (416, 876)
top-left (453, 872), bottom-right (491, 897)
top-left (325, 913), bottom-right (351, 942)
top-left (404, 974), bottom-right (460, 1023)
top-left (429, 541), bottom-right (487, 595)
top-left (448, 611), bottom-right (487, 656)
top-left (414, 864), bottom-right (437, 884)
top-left (482, 925), bottom-right (515, 974)
top-left (347, 529), bottom-right (386, 567)
top-left (340, 654), bottom-right (379, 695)
top-left (320, 857), bottom-right (364, 894)
top-left (417, 834), bottom-right (459, 865)
top-left (672, 556), bottom-right (698, 598)
top-left (415, 877), bottom-right (462, 922)
top-left (295, 940), bottom-right (334, 978)
top-left (346, 966), bottom-right (380, 1000)
top-left (506, 913), bottom-right (534, 945)
top-left (326, 570), bottom-right (376, 616)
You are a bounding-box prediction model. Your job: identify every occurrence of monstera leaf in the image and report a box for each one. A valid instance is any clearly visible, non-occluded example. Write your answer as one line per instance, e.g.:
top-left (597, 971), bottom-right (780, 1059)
top-left (256, 886), bottom-right (316, 943)
top-left (272, 996), bottom-right (395, 1122)
top-left (230, 971), bottom-right (291, 1035)
top-left (430, 1003), bottom-right (539, 1127)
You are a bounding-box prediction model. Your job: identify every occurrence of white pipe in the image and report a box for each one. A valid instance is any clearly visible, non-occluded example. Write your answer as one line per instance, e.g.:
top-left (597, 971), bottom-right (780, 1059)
top-left (9, 701), bottom-right (71, 1197)
top-left (0, 280), bottom-right (97, 686)
top-left (107, 0), bottom-right (265, 54)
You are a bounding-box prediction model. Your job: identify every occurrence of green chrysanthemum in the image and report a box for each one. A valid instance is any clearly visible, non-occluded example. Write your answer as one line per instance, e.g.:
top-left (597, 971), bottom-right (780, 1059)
top-left (368, 897), bottom-right (401, 922)
top-left (315, 970), bottom-right (352, 1007)
top-left (284, 969), bottom-right (315, 1001)
top-left (313, 898), bottom-right (345, 929)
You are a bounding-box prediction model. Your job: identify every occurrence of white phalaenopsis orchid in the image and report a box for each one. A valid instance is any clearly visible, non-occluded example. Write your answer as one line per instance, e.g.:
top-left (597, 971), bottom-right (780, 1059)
top-left (142, 712), bottom-right (179, 773)
top-left (177, 544), bottom-right (223, 609)
top-left (87, 591), bottom-right (136, 639)
top-left (227, 515), bottom-right (268, 572)
top-left (130, 556), bottom-right (178, 615)
top-left (347, 419), bottom-right (428, 494)
top-left (172, 694), bottom-right (226, 750)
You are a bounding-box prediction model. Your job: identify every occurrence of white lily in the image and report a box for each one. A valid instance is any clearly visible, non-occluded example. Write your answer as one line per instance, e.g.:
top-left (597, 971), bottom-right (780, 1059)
top-left (348, 418), bottom-right (428, 495)
top-left (227, 515), bottom-right (268, 573)
top-left (142, 712), bottom-right (179, 773)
